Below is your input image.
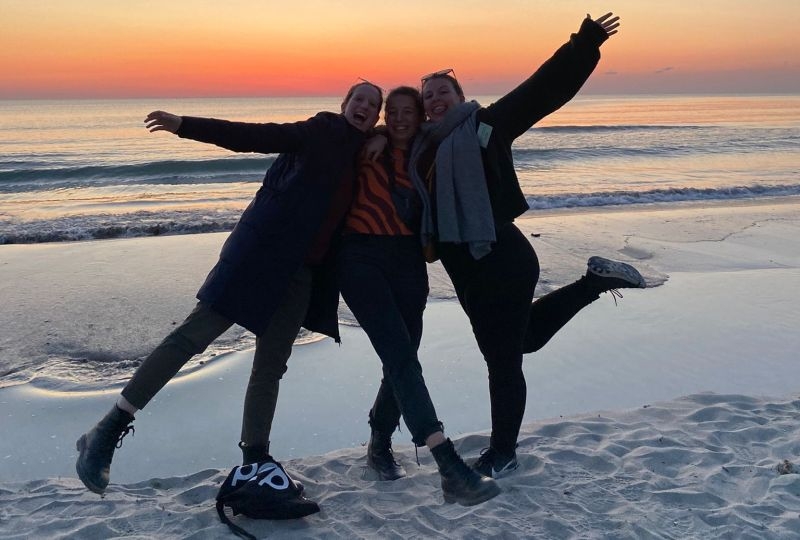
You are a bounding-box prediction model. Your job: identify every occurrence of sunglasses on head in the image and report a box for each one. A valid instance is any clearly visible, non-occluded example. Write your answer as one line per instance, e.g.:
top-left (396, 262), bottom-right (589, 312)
top-left (420, 68), bottom-right (457, 86)
top-left (356, 77), bottom-right (384, 93)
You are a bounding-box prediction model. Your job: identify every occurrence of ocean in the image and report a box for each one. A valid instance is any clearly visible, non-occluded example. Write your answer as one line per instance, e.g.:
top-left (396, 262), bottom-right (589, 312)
top-left (2, 94), bottom-right (798, 245)
top-left (1, 94), bottom-right (799, 390)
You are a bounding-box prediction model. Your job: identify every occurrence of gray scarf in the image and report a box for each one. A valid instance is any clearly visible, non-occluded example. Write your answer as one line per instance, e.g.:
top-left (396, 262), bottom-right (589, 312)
top-left (409, 101), bottom-right (496, 260)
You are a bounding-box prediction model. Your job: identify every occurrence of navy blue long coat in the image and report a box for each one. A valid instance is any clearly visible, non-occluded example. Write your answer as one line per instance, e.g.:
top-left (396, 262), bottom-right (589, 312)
top-left (176, 112), bottom-right (365, 339)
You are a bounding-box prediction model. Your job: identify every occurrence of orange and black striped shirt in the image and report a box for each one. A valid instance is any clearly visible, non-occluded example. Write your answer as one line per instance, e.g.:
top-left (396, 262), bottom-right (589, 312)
top-left (344, 147), bottom-right (417, 236)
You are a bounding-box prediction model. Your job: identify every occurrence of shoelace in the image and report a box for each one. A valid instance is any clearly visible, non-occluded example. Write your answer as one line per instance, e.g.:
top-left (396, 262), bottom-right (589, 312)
top-left (376, 443), bottom-right (403, 468)
top-left (386, 447), bottom-right (400, 466)
top-left (608, 289), bottom-right (623, 306)
top-left (474, 447), bottom-right (495, 469)
top-left (476, 445), bottom-right (518, 472)
top-left (116, 424), bottom-right (135, 449)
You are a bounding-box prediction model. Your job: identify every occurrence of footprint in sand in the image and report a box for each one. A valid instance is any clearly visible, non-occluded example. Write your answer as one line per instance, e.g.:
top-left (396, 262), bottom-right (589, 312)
top-left (618, 245), bottom-right (653, 261)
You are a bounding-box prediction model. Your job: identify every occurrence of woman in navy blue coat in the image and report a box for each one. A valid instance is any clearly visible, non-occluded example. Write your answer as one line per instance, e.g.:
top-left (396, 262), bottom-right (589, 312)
top-left (75, 83), bottom-right (382, 513)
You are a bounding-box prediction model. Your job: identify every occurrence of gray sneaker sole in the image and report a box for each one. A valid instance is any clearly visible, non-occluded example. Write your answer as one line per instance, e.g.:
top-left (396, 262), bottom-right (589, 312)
top-left (587, 256), bottom-right (646, 288)
top-left (490, 459), bottom-right (519, 479)
top-left (469, 455), bottom-right (519, 479)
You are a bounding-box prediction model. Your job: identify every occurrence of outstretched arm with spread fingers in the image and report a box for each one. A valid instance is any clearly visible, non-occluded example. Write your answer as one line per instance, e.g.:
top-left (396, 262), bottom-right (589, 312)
top-left (591, 12), bottom-right (621, 38)
top-left (145, 111), bottom-right (182, 134)
top-left (486, 11), bottom-right (622, 140)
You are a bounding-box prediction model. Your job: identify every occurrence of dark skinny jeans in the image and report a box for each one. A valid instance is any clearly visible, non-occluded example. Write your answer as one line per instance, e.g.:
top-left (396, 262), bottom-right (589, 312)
top-left (337, 234), bottom-right (442, 446)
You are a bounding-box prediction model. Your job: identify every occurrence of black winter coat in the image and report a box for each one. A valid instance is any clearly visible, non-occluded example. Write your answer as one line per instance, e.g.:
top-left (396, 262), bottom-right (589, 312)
top-left (176, 112), bottom-right (365, 338)
top-left (437, 17), bottom-right (609, 225)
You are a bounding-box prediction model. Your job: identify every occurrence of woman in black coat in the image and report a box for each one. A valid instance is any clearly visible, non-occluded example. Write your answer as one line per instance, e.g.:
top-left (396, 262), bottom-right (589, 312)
top-left (75, 83), bottom-right (382, 513)
top-left (410, 12), bottom-right (646, 479)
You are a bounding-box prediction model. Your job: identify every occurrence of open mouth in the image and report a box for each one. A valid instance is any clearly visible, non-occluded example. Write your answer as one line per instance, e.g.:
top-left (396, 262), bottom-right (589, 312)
top-left (353, 112), bottom-right (367, 122)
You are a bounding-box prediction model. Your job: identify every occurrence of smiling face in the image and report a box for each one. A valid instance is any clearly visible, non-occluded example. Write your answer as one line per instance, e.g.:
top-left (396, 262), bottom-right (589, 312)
top-left (421, 76), bottom-right (465, 123)
top-left (385, 92), bottom-right (423, 150)
top-left (341, 84), bottom-right (382, 132)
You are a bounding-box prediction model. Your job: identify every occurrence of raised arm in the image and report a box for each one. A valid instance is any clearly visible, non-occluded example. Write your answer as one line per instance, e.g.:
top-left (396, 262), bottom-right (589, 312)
top-left (485, 12), bottom-right (620, 141)
top-left (593, 12), bottom-right (621, 37)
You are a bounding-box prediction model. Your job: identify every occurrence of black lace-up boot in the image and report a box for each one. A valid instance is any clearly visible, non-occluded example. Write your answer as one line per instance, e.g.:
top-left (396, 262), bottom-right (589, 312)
top-left (239, 441), bottom-right (305, 494)
top-left (366, 429), bottom-right (406, 480)
top-left (239, 441), bottom-right (270, 465)
top-left (430, 439), bottom-right (501, 506)
top-left (75, 405), bottom-right (135, 494)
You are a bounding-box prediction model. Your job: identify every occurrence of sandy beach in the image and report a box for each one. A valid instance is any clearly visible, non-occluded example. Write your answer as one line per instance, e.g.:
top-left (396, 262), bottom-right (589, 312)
top-left (2, 198), bottom-right (800, 539)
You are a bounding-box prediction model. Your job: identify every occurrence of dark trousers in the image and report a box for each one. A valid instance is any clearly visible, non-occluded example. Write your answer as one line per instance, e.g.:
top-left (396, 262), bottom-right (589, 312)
top-left (439, 222), bottom-right (596, 455)
top-left (337, 234), bottom-right (442, 445)
top-left (121, 265), bottom-right (313, 448)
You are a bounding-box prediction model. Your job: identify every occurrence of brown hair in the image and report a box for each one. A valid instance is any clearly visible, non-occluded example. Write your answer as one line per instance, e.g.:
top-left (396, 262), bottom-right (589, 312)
top-left (385, 86), bottom-right (424, 120)
top-left (422, 74), bottom-right (464, 100)
top-left (341, 82), bottom-right (384, 111)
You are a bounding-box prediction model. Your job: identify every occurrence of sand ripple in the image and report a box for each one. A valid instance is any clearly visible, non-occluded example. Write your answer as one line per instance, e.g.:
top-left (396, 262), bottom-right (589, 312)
top-left (1, 393), bottom-right (799, 539)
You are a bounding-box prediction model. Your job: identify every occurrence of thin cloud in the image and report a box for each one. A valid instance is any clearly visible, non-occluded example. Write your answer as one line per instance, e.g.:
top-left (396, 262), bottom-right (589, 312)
top-left (655, 67), bottom-right (674, 74)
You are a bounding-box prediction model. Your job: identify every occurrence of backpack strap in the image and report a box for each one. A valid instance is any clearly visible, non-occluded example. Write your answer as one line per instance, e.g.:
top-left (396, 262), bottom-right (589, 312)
top-left (216, 500), bottom-right (257, 540)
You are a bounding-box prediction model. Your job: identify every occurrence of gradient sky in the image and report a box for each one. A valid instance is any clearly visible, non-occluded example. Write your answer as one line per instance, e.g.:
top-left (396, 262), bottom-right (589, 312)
top-left (2, 0), bottom-right (799, 99)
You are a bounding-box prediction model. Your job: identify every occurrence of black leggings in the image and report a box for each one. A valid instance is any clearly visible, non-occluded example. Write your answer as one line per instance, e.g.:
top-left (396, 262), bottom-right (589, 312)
top-left (440, 223), bottom-right (596, 454)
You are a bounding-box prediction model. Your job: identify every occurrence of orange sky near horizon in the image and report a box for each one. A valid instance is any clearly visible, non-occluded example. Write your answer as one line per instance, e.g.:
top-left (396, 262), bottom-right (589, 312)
top-left (2, 0), bottom-right (799, 99)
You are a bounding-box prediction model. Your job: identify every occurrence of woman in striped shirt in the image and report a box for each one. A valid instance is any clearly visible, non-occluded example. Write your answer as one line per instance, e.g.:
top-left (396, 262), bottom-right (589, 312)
top-left (337, 87), bottom-right (499, 506)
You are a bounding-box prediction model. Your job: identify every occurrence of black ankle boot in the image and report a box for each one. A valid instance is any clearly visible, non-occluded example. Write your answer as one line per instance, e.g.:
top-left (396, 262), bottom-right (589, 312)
top-left (367, 429), bottom-right (406, 480)
top-left (430, 439), bottom-right (501, 506)
top-left (239, 441), bottom-right (269, 465)
top-left (75, 405), bottom-right (135, 494)
top-left (239, 441), bottom-right (305, 494)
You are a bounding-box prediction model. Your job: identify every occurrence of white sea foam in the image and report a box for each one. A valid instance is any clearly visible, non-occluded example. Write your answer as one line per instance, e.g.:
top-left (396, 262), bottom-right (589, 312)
top-left (1, 94), bottom-right (798, 245)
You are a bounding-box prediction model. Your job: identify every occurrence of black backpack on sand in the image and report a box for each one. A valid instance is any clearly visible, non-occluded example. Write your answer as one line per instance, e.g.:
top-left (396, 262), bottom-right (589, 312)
top-left (216, 458), bottom-right (320, 539)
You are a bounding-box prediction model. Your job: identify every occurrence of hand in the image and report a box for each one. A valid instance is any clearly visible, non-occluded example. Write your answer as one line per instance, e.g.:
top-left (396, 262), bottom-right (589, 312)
top-left (144, 110), bottom-right (182, 134)
top-left (589, 12), bottom-right (621, 37)
top-left (362, 134), bottom-right (388, 162)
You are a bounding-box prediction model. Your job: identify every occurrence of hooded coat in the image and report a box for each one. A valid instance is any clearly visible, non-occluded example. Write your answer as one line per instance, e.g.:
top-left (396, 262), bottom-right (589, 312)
top-left (176, 112), bottom-right (365, 339)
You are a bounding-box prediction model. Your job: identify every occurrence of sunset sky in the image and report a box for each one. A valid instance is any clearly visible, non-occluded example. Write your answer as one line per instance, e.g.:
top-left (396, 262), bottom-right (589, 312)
top-left (2, 0), bottom-right (799, 99)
